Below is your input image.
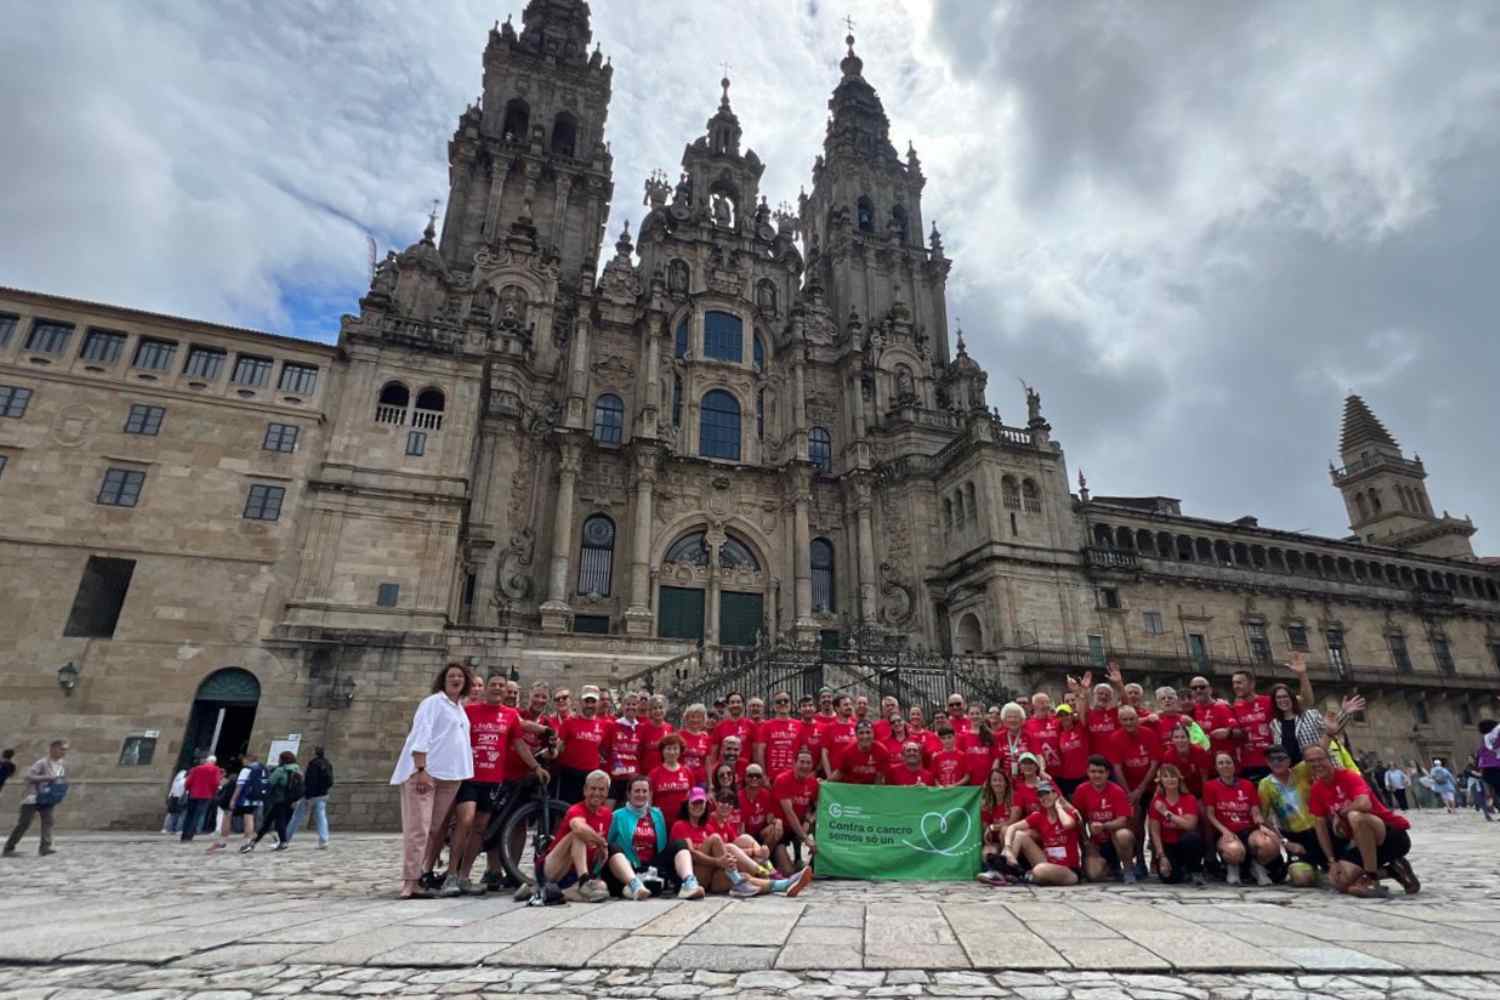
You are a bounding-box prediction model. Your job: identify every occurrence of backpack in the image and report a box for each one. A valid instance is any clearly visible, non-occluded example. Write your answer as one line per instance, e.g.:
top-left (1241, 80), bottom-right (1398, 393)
top-left (283, 768), bottom-right (305, 803)
top-left (242, 762), bottom-right (269, 802)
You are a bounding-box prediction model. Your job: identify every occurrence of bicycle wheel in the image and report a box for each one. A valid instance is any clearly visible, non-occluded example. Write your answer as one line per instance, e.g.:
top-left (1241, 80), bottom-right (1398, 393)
top-left (499, 797), bottom-right (570, 886)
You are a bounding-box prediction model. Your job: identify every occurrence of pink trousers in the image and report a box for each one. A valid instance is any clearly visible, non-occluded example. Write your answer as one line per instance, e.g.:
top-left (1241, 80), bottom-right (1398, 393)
top-left (399, 777), bottom-right (461, 882)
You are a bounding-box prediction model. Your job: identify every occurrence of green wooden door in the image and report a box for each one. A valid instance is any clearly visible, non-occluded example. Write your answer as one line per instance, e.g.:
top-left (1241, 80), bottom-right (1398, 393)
top-left (719, 591), bottom-right (764, 648)
top-left (658, 586), bottom-right (705, 641)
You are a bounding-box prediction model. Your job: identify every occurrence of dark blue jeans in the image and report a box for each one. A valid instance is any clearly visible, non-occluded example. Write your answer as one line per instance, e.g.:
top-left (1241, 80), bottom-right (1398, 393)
top-left (179, 798), bottom-right (212, 841)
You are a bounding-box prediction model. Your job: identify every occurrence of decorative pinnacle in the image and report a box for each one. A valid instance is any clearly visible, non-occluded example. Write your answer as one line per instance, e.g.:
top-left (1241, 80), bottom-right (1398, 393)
top-left (423, 201), bottom-right (438, 243)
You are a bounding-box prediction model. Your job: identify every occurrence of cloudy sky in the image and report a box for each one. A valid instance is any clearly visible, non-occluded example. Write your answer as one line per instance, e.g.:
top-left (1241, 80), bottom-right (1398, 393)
top-left (4, 1), bottom-right (1497, 552)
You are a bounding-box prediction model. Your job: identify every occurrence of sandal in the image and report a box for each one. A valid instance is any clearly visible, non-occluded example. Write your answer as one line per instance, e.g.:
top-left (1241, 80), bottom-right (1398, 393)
top-left (1345, 873), bottom-right (1390, 898)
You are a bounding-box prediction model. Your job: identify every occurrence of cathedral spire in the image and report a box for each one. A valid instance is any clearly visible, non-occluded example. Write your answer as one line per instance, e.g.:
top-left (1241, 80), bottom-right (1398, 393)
top-left (1339, 393), bottom-right (1399, 457)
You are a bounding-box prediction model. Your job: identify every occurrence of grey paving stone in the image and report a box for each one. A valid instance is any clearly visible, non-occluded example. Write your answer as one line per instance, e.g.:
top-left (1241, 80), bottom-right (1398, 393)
top-left (733, 972), bottom-right (802, 990)
top-left (1272, 947), bottom-right (1403, 972)
top-left (1121, 932), bottom-right (1298, 971)
top-left (1051, 939), bottom-right (1170, 971)
top-left (174, 945), bottom-right (316, 968)
top-left (557, 901), bottom-right (682, 930)
top-left (366, 943), bottom-right (499, 967)
top-left (584, 935), bottom-right (681, 968)
top-left (636, 900), bottom-right (731, 937)
top-left (687, 916), bottom-right (795, 947)
top-left (775, 946), bottom-right (863, 971)
top-left (655, 946), bottom-right (777, 972)
top-left (487, 930), bottom-right (626, 968)
top-left (796, 907), bottom-right (865, 929)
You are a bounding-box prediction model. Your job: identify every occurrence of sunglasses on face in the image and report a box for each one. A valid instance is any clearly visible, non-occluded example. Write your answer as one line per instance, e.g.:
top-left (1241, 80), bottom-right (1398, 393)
top-left (1190, 685), bottom-right (1208, 690)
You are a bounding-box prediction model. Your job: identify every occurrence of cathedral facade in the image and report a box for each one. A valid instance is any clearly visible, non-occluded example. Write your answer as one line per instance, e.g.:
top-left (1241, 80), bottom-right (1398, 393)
top-left (2, 2), bottom-right (1497, 829)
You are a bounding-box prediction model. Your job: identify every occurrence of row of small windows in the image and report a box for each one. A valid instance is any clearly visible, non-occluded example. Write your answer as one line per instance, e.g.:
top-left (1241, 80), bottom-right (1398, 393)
top-left (94, 465), bottom-right (287, 520)
top-left (600, 386), bottom-right (830, 469)
top-left (499, 99), bottom-right (579, 158)
top-left (0, 314), bottom-right (319, 394)
top-left (1090, 521), bottom-right (1500, 602)
top-left (1354, 485), bottom-right (1431, 520)
top-left (944, 475), bottom-right (1042, 533)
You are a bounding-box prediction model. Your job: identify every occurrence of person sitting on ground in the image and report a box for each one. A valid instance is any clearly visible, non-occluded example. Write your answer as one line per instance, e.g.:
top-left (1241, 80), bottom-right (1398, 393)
top-left (831, 719), bottom-right (889, 784)
top-left (540, 769), bottom-right (612, 903)
top-left (977, 762), bottom-right (1020, 883)
top-left (1202, 751), bottom-right (1282, 886)
top-left (669, 786), bottom-right (735, 897)
top-left (771, 747), bottom-right (820, 873)
top-left (1148, 763), bottom-right (1204, 886)
top-left (1073, 754), bottom-right (1139, 884)
top-left (1305, 744), bottom-right (1418, 898)
top-left (648, 733), bottom-right (692, 825)
top-left (1257, 746), bottom-right (1324, 886)
top-left (885, 742), bottom-right (933, 786)
top-left (931, 726), bottom-right (968, 786)
top-left (605, 774), bottom-right (673, 900)
top-left (1005, 779), bottom-right (1082, 886)
top-left (708, 791), bottom-right (779, 889)
top-left (738, 763), bottom-right (783, 859)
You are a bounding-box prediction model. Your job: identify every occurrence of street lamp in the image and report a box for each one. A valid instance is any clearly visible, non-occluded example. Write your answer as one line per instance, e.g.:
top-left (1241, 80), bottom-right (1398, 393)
top-left (57, 661), bottom-right (80, 695)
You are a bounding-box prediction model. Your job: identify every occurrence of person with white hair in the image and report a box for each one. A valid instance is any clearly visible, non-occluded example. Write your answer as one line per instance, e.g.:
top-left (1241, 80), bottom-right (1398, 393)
top-left (995, 702), bottom-right (1028, 776)
top-left (540, 769), bottom-right (612, 902)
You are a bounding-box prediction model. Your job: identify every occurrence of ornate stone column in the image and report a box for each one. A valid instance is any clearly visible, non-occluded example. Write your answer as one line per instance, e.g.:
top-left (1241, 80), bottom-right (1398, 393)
top-left (791, 468), bottom-right (817, 641)
top-left (624, 447), bottom-right (657, 636)
top-left (705, 526), bottom-right (725, 647)
top-left (852, 474), bottom-right (878, 623)
top-left (483, 158), bottom-right (507, 239)
top-left (540, 438), bottom-right (582, 632)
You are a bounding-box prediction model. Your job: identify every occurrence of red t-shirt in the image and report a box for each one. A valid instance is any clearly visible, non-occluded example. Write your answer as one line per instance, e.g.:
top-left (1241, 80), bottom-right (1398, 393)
top-left (678, 729), bottom-right (712, 786)
top-left (546, 801), bottom-right (610, 858)
top-left (756, 718), bottom-right (806, 778)
top-left (670, 819), bottom-right (712, 848)
top-left (1106, 727), bottom-right (1160, 789)
top-left (510, 709), bottom-right (550, 779)
top-left (629, 811), bottom-right (658, 863)
top-left (1086, 706), bottom-right (1120, 746)
top-left (1192, 701), bottom-right (1237, 761)
top-left (908, 726), bottom-right (943, 763)
top-left (1232, 695), bottom-right (1275, 770)
top-left (837, 742), bottom-right (890, 784)
top-left (873, 718), bottom-right (896, 742)
top-left (772, 770), bottom-right (820, 823)
top-left (1149, 791), bottom-right (1199, 844)
top-left (1013, 782), bottom-right (1041, 814)
top-left (1150, 711), bottom-right (1187, 744)
top-left (994, 729), bottom-right (1029, 776)
top-left (557, 715), bottom-right (608, 772)
top-left (604, 718), bottom-right (641, 778)
top-left (712, 717), bottom-right (757, 759)
top-left (186, 763), bottom-right (222, 799)
top-left (1158, 742), bottom-right (1215, 796)
top-left (885, 761), bottom-right (933, 786)
top-left (1071, 780), bottom-right (1132, 844)
top-left (1203, 778), bottom-right (1257, 833)
top-left (820, 720), bottom-right (858, 770)
top-left (739, 785), bottom-right (774, 834)
top-left (943, 713), bottom-right (973, 735)
top-left (1055, 724), bottom-right (1090, 780)
top-left (709, 812), bottom-right (742, 842)
top-left (801, 718), bottom-right (825, 769)
top-left (466, 702), bottom-right (521, 783)
top-left (931, 750), bottom-right (967, 786)
top-left (636, 720), bottom-right (673, 774)
top-left (649, 764), bottom-right (692, 823)
top-left (1023, 716), bottom-right (1063, 772)
top-left (1024, 808), bottom-right (1081, 869)
top-left (1308, 768), bottom-right (1410, 831)
top-left (958, 733), bottom-right (995, 786)
top-left (982, 801), bottom-right (1015, 833)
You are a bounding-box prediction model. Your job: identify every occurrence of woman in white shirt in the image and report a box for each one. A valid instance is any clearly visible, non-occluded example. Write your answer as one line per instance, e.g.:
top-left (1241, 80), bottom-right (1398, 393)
top-left (391, 662), bottom-right (474, 898)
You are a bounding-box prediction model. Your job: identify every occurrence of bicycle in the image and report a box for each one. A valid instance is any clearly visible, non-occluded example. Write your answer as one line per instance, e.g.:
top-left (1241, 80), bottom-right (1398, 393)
top-left (481, 753), bottom-right (570, 890)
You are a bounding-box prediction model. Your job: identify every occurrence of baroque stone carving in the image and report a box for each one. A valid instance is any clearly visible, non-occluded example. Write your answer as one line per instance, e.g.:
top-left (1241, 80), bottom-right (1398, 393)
top-left (493, 528), bottom-right (536, 610)
top-left (878, 562), bottom-right (916, 626)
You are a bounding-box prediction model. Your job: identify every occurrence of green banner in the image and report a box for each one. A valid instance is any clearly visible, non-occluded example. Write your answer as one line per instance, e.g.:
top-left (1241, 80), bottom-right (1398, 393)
top-left (814, 781), bottom-right (981, 881)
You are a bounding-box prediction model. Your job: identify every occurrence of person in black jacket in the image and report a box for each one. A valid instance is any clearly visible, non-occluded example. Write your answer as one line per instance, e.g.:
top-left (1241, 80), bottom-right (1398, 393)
top-left (285, 747), bottom-right (334, 848)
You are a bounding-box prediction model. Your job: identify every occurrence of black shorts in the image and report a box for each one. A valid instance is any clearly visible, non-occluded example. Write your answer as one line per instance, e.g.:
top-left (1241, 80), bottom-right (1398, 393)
top-left (1096, 838), bottom-right (1122, 870)
top-left (232, 803), bottom-right (260, 817)
top-left (1335, 825), bottom-right (1411, 869)
top-left (558, 767), bottom-right (589, 805)
top-left (456, 780), bottom-right (502, 809)
top-left (1284, 828), bottom-right (1328, 868)
top-left (1056, 777), bottom-right (1084, 799)
top-left (602, 845), bottom-right (672, 897)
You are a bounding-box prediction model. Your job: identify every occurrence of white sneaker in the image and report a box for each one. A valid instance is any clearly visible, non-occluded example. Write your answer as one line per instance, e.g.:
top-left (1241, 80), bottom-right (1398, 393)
top-left (580, 878), bottom-right (609, 903)
top-left (1251, 861), bottom-right (1272, 887)
top-left (561, 883), bottom-right (586, 903)
top-left (439, 875), bottom-right (462, 898)
top-left (1225, 867), bottom-right (1241, 886)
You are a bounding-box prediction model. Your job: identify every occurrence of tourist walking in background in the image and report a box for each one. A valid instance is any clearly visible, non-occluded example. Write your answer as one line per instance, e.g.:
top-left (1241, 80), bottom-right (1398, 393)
top-left (0, 749), bottom-right (15, 794)
top-left (161, 767), bottom-right (188, 834)
top-left (391, 663), bottom-right (473, 899)
top-left (1383, 761), bottom-right (1410, 810)
top-left (244, 751), bottom-right (302, 852)
top-left (1463, 757), bottom-right (1491, 820)
top-left (1477, 720), bottom-right (1500, 816)
top-left (1427, 758), bottom-right (1457, 814)
top-left (226, 753), bottom-right (268, 849)
top-left (286, 747), bottom-right (334, 848)
top-left (3, 740), bottom-right (68, 857)
top-left (181, 755), bottom-right (221, 843)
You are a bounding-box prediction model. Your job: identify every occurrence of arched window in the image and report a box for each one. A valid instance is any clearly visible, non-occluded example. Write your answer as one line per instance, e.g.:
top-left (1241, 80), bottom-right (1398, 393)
top-left (965, 481), bottom-right (978, 524)
top-left (412, 387), bottom-right (446, 430)
top-left (753, 335), bottom-right (766, 373)
top-left (1021, 478), bottom-right (1041, 513)
top-left (720, 537), bottom-right (760, 570)
top-left (1369, 488), bottom-right (1382, 514)
top-left (415, 387), bottom-right (446, 412)
top-left (703, 311), bottom-right (743, 362)
top-left (665, 531), bottom-right (709, 565)
top-left (943, 497), bottom-right (953, 533)
top-left (501, 99), bottom-right (530, 142)
top-left (756, 389), bottom-right (765, 440)
top-left (811, 538), bottom-right (835, 612)
top-left (674, 318), bottom-right (689, 359)
top-left (956, 613), bottom-right (983, 654)
top-left (891, 203), bottom-right (909, 242)
top-left (592, 393), bottom-right (624, 445)
top-left (376, 381), bottom-right (410, 425)
top-left (1001, 475), bottom-right (1021, 510)
top-left (1355, 493), bottom-right (1369, 520)
top-left (672, 375), bottom-right (682, 427)
top-left (954, 490), bottom-right (965, 526)
top-left (550, 111), bottom-right (578, 157)
top-left (857, 196), bottom-right (875, 233)
top-left (809, 426), bottom-right (832, 472)
top-left (1095, 524), bottom-right (1115, 548)
top-left (576, 515), bottom-right (614, 596)
top-left (699, 389), bottom-right (741, 460)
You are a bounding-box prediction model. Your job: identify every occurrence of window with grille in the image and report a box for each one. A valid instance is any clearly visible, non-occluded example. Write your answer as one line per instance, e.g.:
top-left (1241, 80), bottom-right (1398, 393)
top-left (1143, 610), bottom-right (1164, 635)
top-left (703, 311), bottom-right (743, 362)
top-left (1287, 624), bottom-right (1309, 650)
top-left (25, 320), bottom-right (73, 354)
top-left (1002, 476), bottom-right (1021, 510)
top-left (118, 736), bottom-right (157, 766)
top-left (97, 468), bottom-right (145, 507)
top-left (183, 346), bottom-right (226, 379)
top-left (809, 426), bottom-right (832, 472)
top-left (231, 355), bottom-right (273, 386)
top-left (0, 385), bottom-right (32, 418)
top-left (132, 338), bottom-right (176, 371)
top-left (263, 423), bottom-right (299, 453)
top-left (664, 532), bottom-right (709, 565)
top-left (0, 313), bottom-right (16, 348)
top-left (1389, 634), bottom-right (1413, 673)
top-left (1327, 628), bottom-right (1348, 677)
top-left (577, 515), bottom-right (615, 596)
top-left (1248, 622), bottom-right (1271, 663)
top-left (593, 394), bottom-right (624, 444)
top-left (1432, 637), bottom-right (1456, 675)
top-left (243, 484), bottom-right (285, 521)
top-left (811, 538), bottom-right (835, 612)
top-left (1098, 588), bottom-right (1121, 610)
top-left (278, 363), bottom-right (318, 394)
top-left (405, 430), bottom-right (427, 456)
top-left (124, 404), bottom-right (165, 435)
top-left (699, 389), bottom-right (741, 460)
top-left (1021, 479), bottom-right (1042, 513)
top-left (81, 329), bottom-right (127, 364)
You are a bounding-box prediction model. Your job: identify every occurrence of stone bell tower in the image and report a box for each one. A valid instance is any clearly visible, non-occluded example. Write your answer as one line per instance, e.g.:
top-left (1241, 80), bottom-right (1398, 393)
top-left (437, 0), bottom-right (615, 288)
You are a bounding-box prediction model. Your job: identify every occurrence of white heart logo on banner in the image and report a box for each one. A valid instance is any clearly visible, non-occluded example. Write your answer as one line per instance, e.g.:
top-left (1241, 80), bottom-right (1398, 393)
top-left (901, 808), bottom-right (973, 857)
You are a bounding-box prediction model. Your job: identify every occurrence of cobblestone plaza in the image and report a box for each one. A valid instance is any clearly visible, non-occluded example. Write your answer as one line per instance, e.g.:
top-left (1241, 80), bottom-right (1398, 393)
top-left (0, 812), bottom-right (1496, 999)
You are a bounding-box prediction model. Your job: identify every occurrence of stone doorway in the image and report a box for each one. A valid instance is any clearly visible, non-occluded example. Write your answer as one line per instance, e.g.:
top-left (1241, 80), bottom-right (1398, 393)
top-left (176, 667), bottom-right (261, 772)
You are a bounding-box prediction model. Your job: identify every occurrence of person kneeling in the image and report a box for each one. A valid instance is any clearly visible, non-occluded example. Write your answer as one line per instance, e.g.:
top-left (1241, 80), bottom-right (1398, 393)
top-left (1148, 764), bottom-right (1205, 886)
top-left (1004, 780), bottom-right (1082, 886)
top-left (1305, 745), bottom-right (1419, 898)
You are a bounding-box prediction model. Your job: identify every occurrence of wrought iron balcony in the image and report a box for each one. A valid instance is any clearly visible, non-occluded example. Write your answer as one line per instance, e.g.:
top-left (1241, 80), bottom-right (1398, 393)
top-left (1083, 547), bottom-right (1138, 571)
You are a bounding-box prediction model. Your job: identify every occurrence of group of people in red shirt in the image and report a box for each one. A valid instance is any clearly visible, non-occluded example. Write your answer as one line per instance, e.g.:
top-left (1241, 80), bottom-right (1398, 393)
top-left (417, 655), bottom-right (1416, 902)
